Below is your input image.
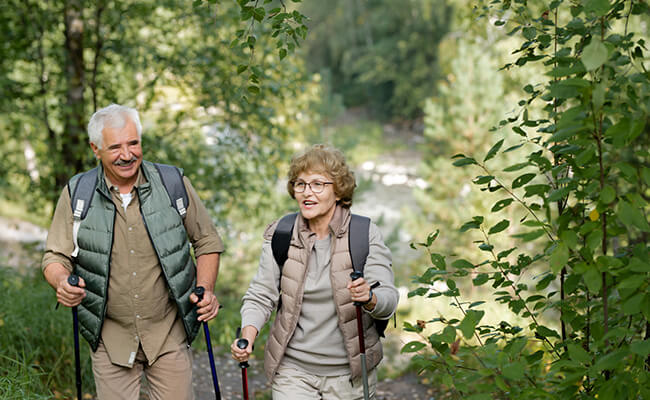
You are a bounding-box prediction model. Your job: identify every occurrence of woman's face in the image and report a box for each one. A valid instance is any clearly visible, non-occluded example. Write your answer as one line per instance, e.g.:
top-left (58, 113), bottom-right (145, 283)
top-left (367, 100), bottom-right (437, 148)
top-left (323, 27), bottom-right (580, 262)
top-left (294, 171), bottom-right (340, 226)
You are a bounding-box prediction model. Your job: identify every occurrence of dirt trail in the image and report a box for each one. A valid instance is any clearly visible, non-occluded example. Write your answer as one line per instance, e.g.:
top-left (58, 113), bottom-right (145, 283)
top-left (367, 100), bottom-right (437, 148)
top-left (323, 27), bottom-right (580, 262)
top-left (191, 351), bottom-right (435, 400)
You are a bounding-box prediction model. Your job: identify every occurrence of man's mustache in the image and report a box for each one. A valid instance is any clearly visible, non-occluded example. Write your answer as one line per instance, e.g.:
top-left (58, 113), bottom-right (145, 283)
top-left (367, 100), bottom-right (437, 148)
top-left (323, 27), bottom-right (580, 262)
top-left (113, 156), bottom-right (138, 166)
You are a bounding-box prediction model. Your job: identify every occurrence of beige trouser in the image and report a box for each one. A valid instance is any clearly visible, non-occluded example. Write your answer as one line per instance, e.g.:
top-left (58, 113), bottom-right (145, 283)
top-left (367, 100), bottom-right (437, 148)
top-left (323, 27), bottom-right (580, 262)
top-left (271, 365), bottom-right (377, 400)
top-left (91, 340), bottom-right (194, 400)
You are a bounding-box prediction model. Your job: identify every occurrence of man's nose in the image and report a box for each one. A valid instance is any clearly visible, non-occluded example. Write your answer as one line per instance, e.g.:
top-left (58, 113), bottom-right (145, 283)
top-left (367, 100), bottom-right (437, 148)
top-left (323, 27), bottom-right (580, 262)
top-left (118, 145), bottom-right (131, 159)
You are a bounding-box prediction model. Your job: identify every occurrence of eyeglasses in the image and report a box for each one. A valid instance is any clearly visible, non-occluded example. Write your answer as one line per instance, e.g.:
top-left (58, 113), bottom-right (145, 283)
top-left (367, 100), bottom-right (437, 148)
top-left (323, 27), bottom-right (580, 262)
top-left (293, 180), bottom-right (333, 193)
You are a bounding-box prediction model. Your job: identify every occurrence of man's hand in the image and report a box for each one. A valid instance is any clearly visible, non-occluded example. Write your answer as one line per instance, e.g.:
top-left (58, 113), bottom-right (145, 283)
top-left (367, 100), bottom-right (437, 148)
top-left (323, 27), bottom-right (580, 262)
top-left (44, 263), bottom-right (86, 307)
top-left (57, 275), bottom-right (86, 307)
top-left (190, 288), bottom-right (221, 322)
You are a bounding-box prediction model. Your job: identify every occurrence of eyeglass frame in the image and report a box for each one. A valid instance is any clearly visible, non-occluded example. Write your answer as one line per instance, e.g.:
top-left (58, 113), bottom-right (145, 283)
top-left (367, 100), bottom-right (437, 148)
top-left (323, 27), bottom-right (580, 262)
top-left (292, 180), bottom-right (334, 194)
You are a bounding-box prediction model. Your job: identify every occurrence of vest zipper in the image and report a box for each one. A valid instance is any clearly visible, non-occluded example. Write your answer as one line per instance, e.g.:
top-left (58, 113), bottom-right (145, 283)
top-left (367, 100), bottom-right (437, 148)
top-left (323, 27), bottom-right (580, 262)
top-left (136, 185), bottom-right (193, 342)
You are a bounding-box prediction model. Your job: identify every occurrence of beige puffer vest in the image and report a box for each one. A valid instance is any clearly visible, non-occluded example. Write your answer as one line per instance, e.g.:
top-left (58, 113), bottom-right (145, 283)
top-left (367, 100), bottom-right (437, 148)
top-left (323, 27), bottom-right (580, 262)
top-left (263, 205), bottom-right (382, 382)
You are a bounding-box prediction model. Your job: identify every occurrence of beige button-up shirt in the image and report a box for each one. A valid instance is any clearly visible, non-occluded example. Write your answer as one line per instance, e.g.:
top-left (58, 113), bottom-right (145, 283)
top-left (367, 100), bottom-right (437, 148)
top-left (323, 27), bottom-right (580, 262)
top-left (42, 168), bottom-right (224, 367)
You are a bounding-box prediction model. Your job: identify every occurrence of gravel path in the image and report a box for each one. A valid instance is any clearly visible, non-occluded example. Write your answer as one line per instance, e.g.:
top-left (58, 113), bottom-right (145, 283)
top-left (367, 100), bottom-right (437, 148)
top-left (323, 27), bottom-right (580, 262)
top-left (191, 351), bottom-right (435, 400)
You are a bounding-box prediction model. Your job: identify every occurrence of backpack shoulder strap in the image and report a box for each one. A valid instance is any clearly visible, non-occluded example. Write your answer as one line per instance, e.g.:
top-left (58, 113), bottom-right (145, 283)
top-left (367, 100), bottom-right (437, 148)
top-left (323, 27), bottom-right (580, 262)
top-left (349, 214), bottom-right (371, 273)
top-left (154, 163), bottom-right (189, 218)
top-left (69, 167), bottom-right (99, 220)
top-left (271, 212), bottom-right (298, 269)
top-left (349, 214), bottom-right (390, 338)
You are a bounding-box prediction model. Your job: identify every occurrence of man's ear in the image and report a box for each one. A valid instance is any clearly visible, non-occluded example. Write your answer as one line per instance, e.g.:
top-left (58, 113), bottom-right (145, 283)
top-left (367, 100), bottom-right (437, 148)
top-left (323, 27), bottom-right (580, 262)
top-left (90, 142), bottom-right (100, 159)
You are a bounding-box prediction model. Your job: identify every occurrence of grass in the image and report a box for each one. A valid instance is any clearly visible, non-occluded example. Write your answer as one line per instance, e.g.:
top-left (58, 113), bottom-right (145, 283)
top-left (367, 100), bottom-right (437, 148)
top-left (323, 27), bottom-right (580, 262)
top-left (0, 266), bottom-right (95, 399)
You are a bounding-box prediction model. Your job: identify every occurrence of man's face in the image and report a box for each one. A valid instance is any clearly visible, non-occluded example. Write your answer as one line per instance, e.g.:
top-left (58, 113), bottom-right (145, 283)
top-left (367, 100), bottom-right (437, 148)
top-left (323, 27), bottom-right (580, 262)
top-left (90, 118), bottom-right (142, 187)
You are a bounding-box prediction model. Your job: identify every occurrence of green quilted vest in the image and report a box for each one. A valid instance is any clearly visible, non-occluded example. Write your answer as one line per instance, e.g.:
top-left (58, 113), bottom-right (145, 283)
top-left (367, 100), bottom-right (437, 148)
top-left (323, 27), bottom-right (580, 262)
top-left (68, 161), bottom-right (200, 351)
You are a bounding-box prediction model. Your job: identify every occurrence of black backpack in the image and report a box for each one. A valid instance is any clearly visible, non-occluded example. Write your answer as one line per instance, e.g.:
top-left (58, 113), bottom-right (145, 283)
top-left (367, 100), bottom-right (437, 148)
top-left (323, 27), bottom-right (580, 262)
top-left (271, 212), bottom-right (389, 338)
top-left (69, 163), bottom-right (188, 221)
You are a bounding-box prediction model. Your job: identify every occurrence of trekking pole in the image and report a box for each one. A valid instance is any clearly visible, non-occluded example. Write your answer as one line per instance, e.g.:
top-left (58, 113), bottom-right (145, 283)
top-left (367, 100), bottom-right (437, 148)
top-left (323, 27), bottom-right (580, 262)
top-left (68, 274), bottom-right (82, 400)
top-left (194, 286), bottom-right (222, 400)
top-left (350, 271), bottom-right (370, 400)
top-left (235, 327), bottom-right (250, 400)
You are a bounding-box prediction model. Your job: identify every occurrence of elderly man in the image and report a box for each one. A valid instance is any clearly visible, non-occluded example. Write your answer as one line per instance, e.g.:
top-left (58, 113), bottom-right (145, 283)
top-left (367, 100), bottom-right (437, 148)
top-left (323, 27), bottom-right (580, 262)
top-left (42, 104), bottom-right (223, 399)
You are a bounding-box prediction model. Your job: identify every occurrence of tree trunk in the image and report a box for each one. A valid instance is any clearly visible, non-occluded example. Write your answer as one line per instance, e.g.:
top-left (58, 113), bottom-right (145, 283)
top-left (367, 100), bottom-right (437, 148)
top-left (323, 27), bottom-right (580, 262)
top-left (61, 0), bottom-right (86, 189)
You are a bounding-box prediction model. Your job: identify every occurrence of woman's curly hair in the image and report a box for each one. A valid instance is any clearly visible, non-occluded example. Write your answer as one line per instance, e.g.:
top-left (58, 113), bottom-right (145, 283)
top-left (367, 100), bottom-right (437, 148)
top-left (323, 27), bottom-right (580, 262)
top-left (286, 144), bottom-right (356, 208)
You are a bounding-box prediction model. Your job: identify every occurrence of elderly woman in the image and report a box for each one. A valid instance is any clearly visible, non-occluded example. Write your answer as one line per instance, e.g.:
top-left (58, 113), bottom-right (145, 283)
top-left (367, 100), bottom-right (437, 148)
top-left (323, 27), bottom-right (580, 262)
top-left (231, 144), bottom-right (398, 399)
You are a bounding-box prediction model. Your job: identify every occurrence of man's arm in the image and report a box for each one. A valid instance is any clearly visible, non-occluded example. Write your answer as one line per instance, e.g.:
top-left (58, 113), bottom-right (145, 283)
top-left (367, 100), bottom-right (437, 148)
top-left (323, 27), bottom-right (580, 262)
top-left (181, 176), bottom-right (225, 322)
top-left (42, 186), bottom-right (86, 307)
top-left (190, 252), bottom-right (221, 322)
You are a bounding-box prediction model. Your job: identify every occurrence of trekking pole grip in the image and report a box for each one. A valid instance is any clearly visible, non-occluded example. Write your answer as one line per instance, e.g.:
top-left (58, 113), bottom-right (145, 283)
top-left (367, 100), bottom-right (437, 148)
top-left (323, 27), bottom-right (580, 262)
top-left (349, 271), bottom-right (365, 307)
top-left (236, 338), bottom-right (250, 368)
top-left (194, 286), bottom-right (205, 301)
top-left (68, 274), bottom-right (80, 287)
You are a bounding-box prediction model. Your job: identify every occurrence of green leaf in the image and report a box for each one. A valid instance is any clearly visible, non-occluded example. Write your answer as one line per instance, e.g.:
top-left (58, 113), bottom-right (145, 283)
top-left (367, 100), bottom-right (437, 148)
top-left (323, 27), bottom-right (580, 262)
top-left (253, 6), bottom-right (266, 21)
top-left (522, 26), bottom-right (537, 40)
top-left (408, 287), bottom-right (428, 298)
top-left (512, 173), bottom-right (536, 188)
top-left (593, 349), bottom-right (627, 372)
top-left (547, 187), bottom-right (570, 202)
top-left (524, 184), bottom-right (550, 198)
top-left (452, 157), bottom-right (478, 167)
top-left (560, 230), bottom-right (578, 248)
top-left (473, 175), bottom-right (494, 185)
top-left (584, 0), bottom-right (611, 16)
top-left (460, 217), bottom-right (483, 232)
top-left (439, 326), bottom-right (456, 344)
top-left (492, 198), bottom-right (514, 212)
top-left (237, 64), bottom-right (248, 74)
top-left (618, 201), bottom-right (650, 232)
top-left (458, 310), bottom-right (485, 339)
top-left (503, 162), bottom-right (530, 172)
top-left (473, 273), bottom-right (489, 286)
top-left (567, 343), bottom-right (592, 364)
top-left (548, 125), bottom-right (585, 142)
top-left (401, 341), bottom-right (426, 353)
top-left (550, 242), bottom-right (569, 274)
top-left (582, 39), bottom-right (608, 71)
top-left (592, 82), bottom-right (606, 111)
top-left (430, 253), bottom-right (446, 269)
top-left (512, 229), bottom-right (545, 242)
top-left (630, 339), bottom-right (650, 357)
top-left (622, 292), bottom-right (644, 315)
top-left (484, 139), bottom-right (504, 162)
top-left (502, 361), bottom-right (526, 380)
top-left (247, 85), bottom-right (260, 94)
top-left (452, 259), bottom-right (475, 269)
top-left (583, 267), bottom-right (602, 294)
top-left (279, 48), bottom-right (287, 60)
top-left (488, 219), bottom-right (510, 234)
top-left (536, 325), bottom-right (560, 339)
top-left (599, 185), bottom-right (616, 204)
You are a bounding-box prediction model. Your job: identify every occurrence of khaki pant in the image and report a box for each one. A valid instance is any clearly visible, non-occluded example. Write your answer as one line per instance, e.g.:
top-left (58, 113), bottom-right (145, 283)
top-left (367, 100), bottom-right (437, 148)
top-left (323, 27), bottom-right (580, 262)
top-left (271, 365), bottom-right (377, 400)
top-left (91, 340), bottom-right (194, 400)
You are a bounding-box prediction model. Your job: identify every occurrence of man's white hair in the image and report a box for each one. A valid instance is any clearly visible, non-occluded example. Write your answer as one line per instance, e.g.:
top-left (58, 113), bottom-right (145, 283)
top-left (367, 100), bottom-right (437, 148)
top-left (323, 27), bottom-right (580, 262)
top-left (87, 104), bottom-right (142, 149)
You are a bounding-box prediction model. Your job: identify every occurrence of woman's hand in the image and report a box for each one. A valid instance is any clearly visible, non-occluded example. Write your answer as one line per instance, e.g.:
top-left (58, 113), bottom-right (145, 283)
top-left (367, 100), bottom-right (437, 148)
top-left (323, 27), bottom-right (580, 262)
top-left (347, 276), bottom-right (377, 310)
top-left (231, 325), bottom-right (258, 363)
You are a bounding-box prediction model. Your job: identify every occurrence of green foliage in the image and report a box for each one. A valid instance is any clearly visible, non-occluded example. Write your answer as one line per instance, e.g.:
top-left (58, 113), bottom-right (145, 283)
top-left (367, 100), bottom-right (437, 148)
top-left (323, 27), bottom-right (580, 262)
top-left (0, 266), bottom-right (95, 398)
top-left (193, 0), bottom-right (309, 95)
top-left (406, 0), bottom-right (650, 398)
top-left (299, 0), bottom-right (452, 119)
